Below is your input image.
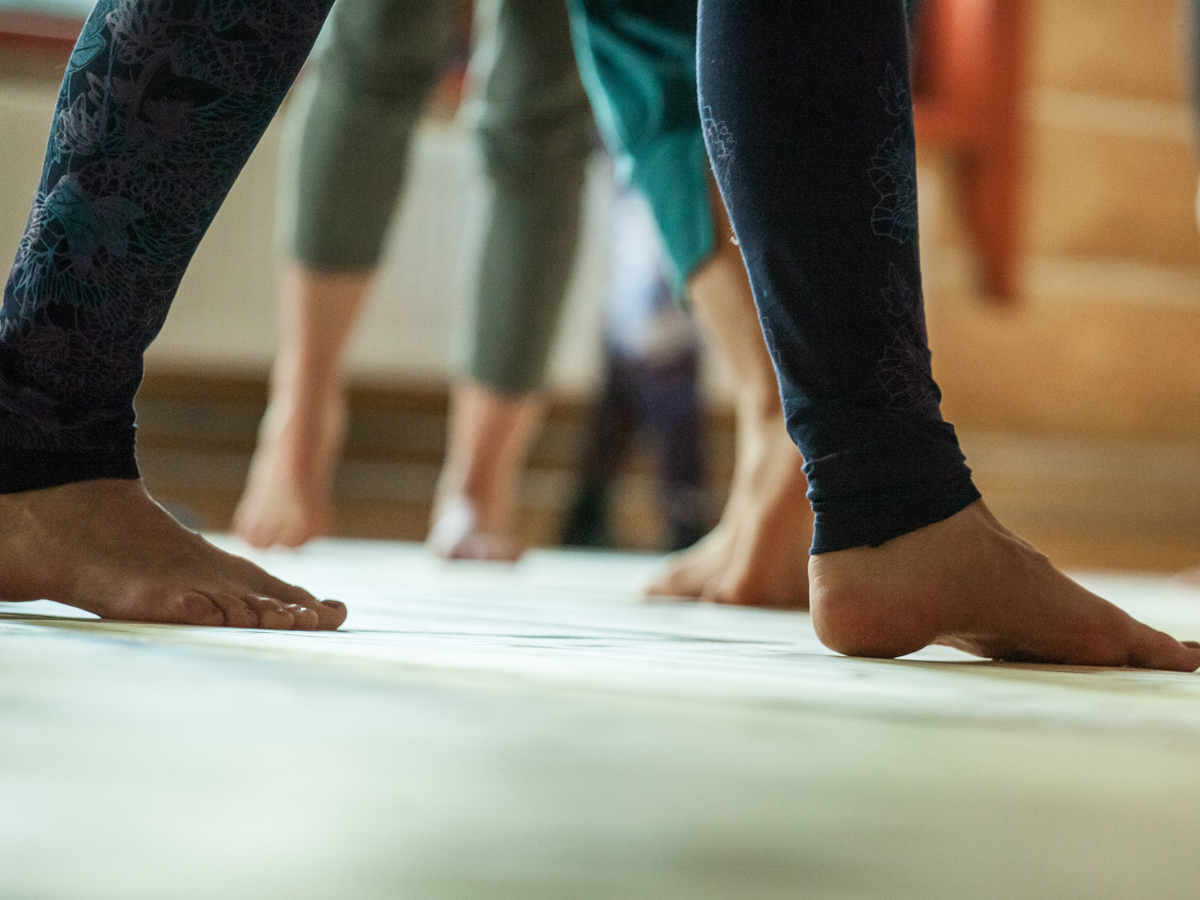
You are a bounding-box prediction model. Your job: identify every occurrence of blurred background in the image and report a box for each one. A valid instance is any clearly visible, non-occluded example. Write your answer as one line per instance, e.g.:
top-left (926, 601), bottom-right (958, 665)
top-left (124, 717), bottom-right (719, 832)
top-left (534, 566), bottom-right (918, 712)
top-left (2, 0), bottom-right (1200, 570)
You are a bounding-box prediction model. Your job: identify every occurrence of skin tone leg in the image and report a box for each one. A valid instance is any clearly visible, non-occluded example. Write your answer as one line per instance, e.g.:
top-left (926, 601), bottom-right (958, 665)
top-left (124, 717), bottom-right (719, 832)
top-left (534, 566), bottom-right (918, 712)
top-left (233, 264), bottom-right (544, 561)
top-left (233, 263), bottom-right (367, 549)
top-left (426, 380), bottom-right (544, 561)
top-left (647, 182), bottom-right (812, 609)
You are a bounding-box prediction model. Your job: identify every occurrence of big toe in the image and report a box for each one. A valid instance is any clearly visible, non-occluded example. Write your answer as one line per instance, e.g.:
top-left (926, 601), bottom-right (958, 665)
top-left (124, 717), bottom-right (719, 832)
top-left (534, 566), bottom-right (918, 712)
top-left (1130, 629), bottom-right (1200, 672)
top-left (314, 599), bottom-right (347, 630)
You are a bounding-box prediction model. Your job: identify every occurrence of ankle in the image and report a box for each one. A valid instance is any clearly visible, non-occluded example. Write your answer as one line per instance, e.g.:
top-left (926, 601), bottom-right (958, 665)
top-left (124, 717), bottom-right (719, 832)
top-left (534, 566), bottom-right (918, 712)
top-left (270, 356), bottom-right (345, 405)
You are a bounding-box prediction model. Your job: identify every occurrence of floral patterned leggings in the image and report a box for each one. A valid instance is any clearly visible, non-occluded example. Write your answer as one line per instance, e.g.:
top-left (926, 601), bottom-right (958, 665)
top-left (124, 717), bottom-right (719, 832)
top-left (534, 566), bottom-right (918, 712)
top-left (0, 0), bottom-right (333, 492)
top-left (0, 0), bottom-right (977, 554)
top-left (696, 0), bottom-right (978, 551)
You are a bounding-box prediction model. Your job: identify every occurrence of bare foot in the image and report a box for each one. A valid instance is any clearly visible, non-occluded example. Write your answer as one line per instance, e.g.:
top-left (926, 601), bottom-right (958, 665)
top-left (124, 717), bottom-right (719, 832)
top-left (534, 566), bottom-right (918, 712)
top-left (233, 386), bottom-right (347, 549)
top-left (647, 416), bottom-right (811, 610)
top-left (0, 479), bottom-right (346, 629)
top-left (648, 521), bottom-right (739, 598)
top-left (810, 500), bottom-right (1200, 671)
top-left (647, 175), bottom-right (811, 609)
top-left (427, 495), bottom-right (524, 562)
top-left (426, 381), bottom-right (543, 563)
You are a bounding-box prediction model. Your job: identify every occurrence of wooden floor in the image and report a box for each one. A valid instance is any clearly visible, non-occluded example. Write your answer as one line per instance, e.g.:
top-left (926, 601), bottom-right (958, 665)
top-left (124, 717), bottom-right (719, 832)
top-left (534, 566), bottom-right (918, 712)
top-left (4, 538), bottom-right (1200, 899)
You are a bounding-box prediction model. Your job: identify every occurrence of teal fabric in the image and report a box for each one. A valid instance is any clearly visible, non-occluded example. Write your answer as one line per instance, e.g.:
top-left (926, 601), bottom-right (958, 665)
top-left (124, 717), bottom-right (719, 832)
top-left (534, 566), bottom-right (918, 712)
top-left (566, 0), bottom-right (713, 294)
top-left (565, 0), bottom-right (924, 295)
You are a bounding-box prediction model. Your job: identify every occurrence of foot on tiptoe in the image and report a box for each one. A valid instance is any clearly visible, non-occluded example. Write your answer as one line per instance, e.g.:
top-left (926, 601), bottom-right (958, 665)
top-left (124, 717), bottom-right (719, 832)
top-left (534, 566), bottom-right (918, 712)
top-left (646, 521), bottom-right (739, 599)
top-left (0, 479), bottom-right (347, 629)
top-left (427, 495), bottom-right (524, 562)
top-left (647, 426), bottom-right (811, 610)
top-left (233, 387), bottom-right (347, 549)
top-left (810, 500), bottom-right (1200, 671)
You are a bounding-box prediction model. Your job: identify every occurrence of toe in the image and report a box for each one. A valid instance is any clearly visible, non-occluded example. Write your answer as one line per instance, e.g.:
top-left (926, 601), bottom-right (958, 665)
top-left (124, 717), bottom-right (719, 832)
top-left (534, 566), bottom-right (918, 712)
top-left (271, 582), bottom-right (345, 630)
top-left (645, 562), bottom-right (704, 599)
top-left (232, 510), bottom-right (273, 550)
top-left (276, 521), bottom-right (311, 549)
top-left (177, 592), bottom-right (225, 627)
top-left (1129, 629), bottom-right (1200, 672)
top-left (1177, 568), bottom-right (1200, 587)
top-left (209, 593), bottom-right (258, 628)
top-left (318, 599), bottom-right (348, 629)
top-left (244, 596), bottom-right (295, 630)
top-left (284, 603), bottom-right (319, 631)
top-left (232, 560), bottom-right (346, 630)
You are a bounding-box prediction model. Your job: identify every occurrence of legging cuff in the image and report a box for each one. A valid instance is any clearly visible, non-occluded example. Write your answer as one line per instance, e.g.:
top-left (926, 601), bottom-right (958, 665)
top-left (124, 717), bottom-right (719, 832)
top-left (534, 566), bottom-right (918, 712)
top-left (809, 474), bottom-right (981, 554)
top-left (0, 446), bottom-right (140, 494)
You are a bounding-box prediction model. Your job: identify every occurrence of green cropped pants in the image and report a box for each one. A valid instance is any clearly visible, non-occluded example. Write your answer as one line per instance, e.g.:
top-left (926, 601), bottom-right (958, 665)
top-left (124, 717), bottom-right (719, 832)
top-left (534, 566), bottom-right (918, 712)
top-left (276, 0), bottom-right (595, 394)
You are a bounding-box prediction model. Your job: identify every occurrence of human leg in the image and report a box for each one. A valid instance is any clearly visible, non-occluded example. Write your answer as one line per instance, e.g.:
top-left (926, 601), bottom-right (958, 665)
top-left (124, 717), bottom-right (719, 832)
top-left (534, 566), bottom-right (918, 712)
top-left (698, 0), bottom-right (1200, 668)
top-left (0, 0), bottom-right (344, 627)
top-left (427, 380), bottom-right (544, 560)
top-left (568, 0), bottom-right (810, 606)
top-left (235, 0), bottom-right (458, 548)
top-left (233, 266), bottom-right (368, 548)
top-left (563, 177), bottom-right (710, 553)
top-left (429, 0), bottom-right (593, 559)
top-left (648, 191), bottom-right (811, 608)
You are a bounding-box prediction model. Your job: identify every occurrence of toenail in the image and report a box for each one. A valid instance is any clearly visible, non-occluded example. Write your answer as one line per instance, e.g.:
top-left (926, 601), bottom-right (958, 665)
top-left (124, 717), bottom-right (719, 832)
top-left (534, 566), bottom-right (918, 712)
top-left (320, 600), bottom-right (345, 611)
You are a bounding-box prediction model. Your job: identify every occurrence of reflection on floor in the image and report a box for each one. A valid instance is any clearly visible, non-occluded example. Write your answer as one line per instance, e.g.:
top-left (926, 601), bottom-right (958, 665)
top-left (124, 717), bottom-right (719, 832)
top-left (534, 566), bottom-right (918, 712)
top-left (3, 539), bottom-right (1200, 899)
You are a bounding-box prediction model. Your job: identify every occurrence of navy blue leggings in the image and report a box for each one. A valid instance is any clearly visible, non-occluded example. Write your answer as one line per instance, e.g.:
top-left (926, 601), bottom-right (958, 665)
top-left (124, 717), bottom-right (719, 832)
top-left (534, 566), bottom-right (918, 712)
top-left (1, 0), bottom-right (976, 553)
top-left (0, 0), bottom-right (332, 492)
top-left (697, 0), bottom-right (978, 551)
